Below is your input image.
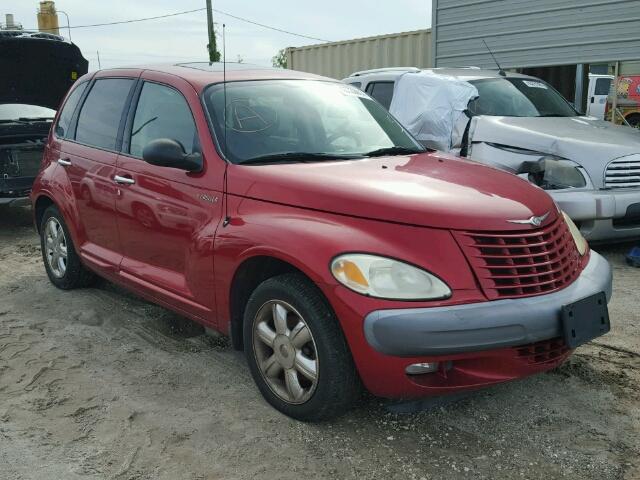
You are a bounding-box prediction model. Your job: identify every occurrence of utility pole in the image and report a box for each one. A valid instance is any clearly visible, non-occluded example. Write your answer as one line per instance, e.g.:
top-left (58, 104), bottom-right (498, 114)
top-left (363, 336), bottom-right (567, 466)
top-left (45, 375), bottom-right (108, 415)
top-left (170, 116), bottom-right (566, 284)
top-left (206, 0), bottom-right (219, 62)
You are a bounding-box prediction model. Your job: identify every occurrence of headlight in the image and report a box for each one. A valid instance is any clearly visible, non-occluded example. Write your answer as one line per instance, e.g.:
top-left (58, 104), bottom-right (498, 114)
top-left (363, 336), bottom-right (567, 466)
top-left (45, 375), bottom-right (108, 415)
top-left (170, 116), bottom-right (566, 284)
top-left (562, 212), bottom-right (588, 256)
top-left (528, 157), bottom-right (587, 190)
top-left (330, 254), bottom-right (451, 300)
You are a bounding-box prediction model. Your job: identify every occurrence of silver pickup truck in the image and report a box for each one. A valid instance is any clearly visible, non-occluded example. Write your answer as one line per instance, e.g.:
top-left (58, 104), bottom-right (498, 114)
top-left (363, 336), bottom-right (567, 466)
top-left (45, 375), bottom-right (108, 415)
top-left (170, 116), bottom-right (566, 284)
top-left (343, 67), bottom-right (640, 242)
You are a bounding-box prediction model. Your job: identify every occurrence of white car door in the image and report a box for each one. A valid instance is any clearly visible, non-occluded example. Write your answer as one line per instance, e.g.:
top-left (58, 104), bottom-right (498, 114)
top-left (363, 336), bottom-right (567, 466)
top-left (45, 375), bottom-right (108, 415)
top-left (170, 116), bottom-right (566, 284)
top-left (587, 76), bottom-right (612, 119)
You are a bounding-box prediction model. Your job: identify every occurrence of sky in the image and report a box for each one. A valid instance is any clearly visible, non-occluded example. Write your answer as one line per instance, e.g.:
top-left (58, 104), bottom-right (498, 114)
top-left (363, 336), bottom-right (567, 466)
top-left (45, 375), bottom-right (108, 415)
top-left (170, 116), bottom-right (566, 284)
top-left (6, 1), bottom-right (432, 70)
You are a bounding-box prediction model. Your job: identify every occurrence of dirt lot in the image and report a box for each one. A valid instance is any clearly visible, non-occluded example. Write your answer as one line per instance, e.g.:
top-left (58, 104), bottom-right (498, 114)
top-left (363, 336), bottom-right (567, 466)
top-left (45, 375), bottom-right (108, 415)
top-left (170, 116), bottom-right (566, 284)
top-left (0, 205), bottom-right (638, 480)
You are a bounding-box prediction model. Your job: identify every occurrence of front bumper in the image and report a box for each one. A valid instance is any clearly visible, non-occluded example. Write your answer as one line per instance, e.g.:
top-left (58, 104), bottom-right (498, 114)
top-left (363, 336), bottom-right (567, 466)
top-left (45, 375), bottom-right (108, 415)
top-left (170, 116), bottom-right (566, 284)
top-left (549, 188), bottom-right (640, 241)
top-left (364, 251), bottom-right (611, 357)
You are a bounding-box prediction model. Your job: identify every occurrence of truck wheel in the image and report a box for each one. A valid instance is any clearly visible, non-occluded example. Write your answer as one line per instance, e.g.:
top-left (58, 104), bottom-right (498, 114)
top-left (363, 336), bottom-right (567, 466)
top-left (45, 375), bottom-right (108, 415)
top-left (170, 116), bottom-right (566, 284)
top-left (626, 114), bottom-right (640, 130)
top-left (40, 205), bottom-right (96, 289)
top-left (243, 273), bottom-right (360, 421)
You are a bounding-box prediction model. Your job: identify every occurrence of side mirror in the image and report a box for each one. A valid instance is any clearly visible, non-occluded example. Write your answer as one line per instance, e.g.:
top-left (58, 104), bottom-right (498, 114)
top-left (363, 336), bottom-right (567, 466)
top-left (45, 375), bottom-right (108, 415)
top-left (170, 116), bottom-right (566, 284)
top-left (142, 138), bottom-right (202, 172)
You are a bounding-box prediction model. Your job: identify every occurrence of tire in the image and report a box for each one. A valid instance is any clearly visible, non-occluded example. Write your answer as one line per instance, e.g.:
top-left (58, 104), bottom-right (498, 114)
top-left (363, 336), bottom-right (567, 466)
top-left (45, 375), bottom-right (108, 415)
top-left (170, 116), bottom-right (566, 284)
top-left (243, 273), bottom-right (360, 421)
top-left (40, 205), bottom-right (96, 289)
top-left (626, 114), bottom-right (640, 130)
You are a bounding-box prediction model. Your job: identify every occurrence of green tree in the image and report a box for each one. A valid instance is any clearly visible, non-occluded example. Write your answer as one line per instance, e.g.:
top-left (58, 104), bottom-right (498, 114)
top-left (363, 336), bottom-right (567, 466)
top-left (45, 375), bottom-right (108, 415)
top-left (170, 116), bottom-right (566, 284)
top-left (272, 48), bottom-right (287, 69)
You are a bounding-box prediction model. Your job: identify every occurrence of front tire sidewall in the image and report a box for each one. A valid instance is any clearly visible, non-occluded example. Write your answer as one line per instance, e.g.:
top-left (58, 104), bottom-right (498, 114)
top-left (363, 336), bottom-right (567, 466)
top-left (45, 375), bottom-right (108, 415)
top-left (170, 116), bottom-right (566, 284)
top-left (243, 274), bottom-right (359, 422)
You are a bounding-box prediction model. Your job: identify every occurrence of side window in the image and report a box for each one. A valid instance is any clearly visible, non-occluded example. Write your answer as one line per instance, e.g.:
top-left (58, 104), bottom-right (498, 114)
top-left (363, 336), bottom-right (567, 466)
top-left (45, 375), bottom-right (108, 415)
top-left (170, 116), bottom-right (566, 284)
top-left (368, 82), bottom-right (395, 110)
top-left (55, 82), bottom-right (88, 138)
top-left (594, 78), bottom-right (612, 96)
top-left (129, 82), bottom-right (197, 159)
top-left (75, 78), bottom-right (134, 150)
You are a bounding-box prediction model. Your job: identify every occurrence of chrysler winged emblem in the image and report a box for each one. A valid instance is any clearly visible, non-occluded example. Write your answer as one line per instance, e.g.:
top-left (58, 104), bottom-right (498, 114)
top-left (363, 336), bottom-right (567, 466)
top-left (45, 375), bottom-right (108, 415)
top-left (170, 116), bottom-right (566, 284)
top-left (507, 211), bottom-right (550, 227)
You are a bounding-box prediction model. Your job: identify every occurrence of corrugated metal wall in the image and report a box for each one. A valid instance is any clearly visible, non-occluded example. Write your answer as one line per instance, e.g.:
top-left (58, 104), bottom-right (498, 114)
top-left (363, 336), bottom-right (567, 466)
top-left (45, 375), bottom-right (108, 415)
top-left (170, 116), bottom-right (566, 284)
top-left (433, 0), bottom-right (640, 68)
top-left (286, 29), bottom-right (432, 79)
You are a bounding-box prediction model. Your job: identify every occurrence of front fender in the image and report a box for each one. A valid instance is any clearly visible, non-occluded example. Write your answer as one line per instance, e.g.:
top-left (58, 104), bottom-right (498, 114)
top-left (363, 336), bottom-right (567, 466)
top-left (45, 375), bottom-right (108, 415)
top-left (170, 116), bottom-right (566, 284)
top-left (213, 196), bottom-right (481, 331)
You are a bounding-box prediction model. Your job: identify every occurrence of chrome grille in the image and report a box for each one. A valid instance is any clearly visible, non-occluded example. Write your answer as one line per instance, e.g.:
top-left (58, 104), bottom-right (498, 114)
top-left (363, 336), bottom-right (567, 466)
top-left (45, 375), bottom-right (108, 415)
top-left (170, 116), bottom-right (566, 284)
top-left (605, 157), bottom-right (640, 189)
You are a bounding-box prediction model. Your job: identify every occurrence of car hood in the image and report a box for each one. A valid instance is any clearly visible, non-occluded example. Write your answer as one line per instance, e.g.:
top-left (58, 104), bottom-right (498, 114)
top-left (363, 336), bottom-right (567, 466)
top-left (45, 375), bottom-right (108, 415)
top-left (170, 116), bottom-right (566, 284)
top-left (470, 115), bottom-right (640, 185)
top-left (0, 35), bottom-right (88, 109)
top-left (228, 151), bottom-right (556, 231)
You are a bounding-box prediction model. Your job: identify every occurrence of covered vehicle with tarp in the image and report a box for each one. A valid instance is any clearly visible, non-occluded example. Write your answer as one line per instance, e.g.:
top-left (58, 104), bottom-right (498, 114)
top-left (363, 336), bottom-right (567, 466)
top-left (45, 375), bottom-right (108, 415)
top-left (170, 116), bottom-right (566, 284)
top-left (389, 71), bottom-right (478, 152)
top-left (0, 30), bottom-right (88, 205)
top-left (348, 67), bottom-right (640, 242)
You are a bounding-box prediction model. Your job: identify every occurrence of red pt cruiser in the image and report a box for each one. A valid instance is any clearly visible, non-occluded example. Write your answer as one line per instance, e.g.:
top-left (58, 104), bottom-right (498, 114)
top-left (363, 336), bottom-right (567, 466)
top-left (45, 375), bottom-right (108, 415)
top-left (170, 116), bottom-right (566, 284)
top-left (31, 64), bottom-right (612, 421)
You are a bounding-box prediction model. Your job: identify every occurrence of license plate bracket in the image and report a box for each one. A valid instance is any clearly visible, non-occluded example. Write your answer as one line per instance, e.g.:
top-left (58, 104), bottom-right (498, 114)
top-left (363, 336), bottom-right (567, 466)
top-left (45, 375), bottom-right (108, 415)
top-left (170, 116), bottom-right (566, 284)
top-left (561, 292), bottom-right (610, 349)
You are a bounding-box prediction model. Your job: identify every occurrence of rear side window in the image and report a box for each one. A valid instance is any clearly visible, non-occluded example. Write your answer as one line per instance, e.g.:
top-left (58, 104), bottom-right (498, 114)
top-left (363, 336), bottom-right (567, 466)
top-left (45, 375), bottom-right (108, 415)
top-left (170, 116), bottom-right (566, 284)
top-left (129, 82), bottom-right (197, 158)
top-left (55, 82), bottom-right (87, 138)
top-left (366, 82), bottom-right (395, 110)
top-left (75, 78), bottom-right (134, 150)
top-left (594, 78), bottom-right (612, 96)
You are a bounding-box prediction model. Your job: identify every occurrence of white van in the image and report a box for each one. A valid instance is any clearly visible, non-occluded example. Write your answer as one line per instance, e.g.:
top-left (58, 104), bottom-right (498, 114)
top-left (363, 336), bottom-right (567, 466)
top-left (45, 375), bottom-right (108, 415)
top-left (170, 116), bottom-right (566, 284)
top-left (587, 74), bottom-right (614, 120)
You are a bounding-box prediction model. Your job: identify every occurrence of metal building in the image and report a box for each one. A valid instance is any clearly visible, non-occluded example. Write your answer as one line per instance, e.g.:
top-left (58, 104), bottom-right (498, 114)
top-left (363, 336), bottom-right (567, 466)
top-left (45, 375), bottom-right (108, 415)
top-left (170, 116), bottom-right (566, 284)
top-left (286, 29), bottom-right (432, 80)
top-left (432, 0), bottom-right (640, 109)
top-left (432, 0), bottom-right (640, 69)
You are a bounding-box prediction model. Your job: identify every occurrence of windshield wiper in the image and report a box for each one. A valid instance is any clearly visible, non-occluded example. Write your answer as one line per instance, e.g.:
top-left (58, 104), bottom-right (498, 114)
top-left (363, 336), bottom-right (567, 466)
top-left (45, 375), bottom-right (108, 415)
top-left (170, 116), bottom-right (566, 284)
top-left (538, 113), bottom-right (569, 118)
top-left (0, 118), bottom-right (30, 124)
top-left (363, 146), bottom-right (425, 157)
top-left (239, 152), bottom-right (363, 165)
top-left (17, 116), bottom-right (54, 122)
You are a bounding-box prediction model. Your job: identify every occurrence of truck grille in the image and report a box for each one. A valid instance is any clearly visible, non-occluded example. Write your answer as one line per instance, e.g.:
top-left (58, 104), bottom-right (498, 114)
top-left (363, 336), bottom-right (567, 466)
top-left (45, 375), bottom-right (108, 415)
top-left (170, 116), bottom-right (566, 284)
top-left (454, 216), bottom-right (585, 300)
top-left (604, 157), bottom-right (640, 188)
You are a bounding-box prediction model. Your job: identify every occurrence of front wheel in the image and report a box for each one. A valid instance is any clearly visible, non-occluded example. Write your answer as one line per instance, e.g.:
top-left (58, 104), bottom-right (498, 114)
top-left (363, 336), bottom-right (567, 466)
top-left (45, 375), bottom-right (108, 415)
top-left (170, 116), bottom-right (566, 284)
top-left (243, 273), bottom-right (360, 421)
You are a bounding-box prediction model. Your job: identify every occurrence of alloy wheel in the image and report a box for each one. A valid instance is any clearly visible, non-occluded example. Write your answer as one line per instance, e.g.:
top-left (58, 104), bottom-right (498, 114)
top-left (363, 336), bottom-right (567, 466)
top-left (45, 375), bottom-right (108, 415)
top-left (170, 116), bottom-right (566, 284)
top-left (252, 300), bottom-right (319, 404)
top-left (44, 217), bottom-right (68, 278)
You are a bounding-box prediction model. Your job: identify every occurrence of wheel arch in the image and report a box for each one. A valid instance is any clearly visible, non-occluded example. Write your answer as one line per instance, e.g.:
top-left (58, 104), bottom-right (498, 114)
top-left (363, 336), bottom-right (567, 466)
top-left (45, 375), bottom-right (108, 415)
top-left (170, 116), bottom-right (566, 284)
top-left (228, 255), bottom-right (321, 351)
top-left (34, 194), bottom-right (56, 234)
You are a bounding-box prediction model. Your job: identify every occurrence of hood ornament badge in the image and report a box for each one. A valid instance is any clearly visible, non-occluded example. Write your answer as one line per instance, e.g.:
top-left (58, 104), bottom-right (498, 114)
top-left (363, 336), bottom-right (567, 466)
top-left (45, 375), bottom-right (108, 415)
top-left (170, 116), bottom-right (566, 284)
top-left (507, 211), bottom-right (550, 227)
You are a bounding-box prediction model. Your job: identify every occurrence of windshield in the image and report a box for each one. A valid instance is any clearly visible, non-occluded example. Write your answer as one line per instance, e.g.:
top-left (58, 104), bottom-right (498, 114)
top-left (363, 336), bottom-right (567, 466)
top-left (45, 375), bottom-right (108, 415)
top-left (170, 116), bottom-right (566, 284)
top-left (203, 80), bottom-right (423, 164)
top-left (0, 104), bottom-right (56, 121)
top-left (467, 78), bottom-right (578, 117)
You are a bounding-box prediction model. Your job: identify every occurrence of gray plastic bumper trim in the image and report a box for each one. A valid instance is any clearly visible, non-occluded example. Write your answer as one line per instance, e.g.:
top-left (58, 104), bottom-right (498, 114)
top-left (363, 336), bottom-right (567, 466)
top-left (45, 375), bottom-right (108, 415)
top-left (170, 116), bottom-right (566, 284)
top-left (363, 251), bottom-right (612, 357)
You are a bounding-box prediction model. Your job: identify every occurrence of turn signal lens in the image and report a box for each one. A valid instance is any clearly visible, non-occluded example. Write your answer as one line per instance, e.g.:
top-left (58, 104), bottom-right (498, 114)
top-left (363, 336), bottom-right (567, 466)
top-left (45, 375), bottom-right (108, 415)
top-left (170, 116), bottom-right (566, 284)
top-left (331, 259), bottom-right (370, 290)
top-left (562, 211), bottom-right (588, 256)
top-left (331, 254), bottom-right (451, 300)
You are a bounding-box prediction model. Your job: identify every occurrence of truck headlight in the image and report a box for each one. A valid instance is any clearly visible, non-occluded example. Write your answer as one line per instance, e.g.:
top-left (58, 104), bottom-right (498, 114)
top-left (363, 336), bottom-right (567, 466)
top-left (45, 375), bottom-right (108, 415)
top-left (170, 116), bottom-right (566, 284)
top-left (528, 157), bottom-right (587, 190)
top-left (562, 212), bottom-right (588, 256)
top-left (331, 254), bottom-right (451, 300)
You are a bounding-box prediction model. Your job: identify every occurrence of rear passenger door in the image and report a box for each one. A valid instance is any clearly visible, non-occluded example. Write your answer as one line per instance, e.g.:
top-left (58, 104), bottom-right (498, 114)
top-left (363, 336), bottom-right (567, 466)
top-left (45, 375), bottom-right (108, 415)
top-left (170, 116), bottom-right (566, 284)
top-left (365, 81), bottom-right (395, 110)
top-left (55, 73), bottom-right (137, 276)
top-left (114, 72), bottom-right (221, 320)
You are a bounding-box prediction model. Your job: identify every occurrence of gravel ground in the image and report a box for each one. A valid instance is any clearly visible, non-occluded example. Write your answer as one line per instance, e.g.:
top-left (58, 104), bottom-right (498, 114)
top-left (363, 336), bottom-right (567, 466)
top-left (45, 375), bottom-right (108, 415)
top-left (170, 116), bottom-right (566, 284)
top-left (1, 205), bottom-right (639, 480)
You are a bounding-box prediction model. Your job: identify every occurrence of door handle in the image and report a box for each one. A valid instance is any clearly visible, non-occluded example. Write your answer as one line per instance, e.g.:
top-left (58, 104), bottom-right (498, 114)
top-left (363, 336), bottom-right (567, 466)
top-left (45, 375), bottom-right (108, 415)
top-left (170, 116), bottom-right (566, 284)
top-left (590, 96), bottom-right (595, 103)
top-left (114, 175), bottom-right (135, 185)
top-left (58, 158), bottom-right (72, 166)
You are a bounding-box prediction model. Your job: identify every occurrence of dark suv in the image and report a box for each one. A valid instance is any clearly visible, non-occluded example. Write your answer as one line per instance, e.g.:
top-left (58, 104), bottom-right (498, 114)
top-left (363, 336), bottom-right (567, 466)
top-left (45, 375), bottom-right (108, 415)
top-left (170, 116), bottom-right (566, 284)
top-left (0, 30), bottom-right (87, 205)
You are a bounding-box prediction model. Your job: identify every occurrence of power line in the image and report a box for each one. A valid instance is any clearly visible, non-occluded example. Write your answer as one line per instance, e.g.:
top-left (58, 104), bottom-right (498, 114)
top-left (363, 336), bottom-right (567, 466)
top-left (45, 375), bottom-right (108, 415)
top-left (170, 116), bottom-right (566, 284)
top-left (37, 7), bottom-right (207, 30)
top-left (26, 7), bottom-right (331, 43)
top-left (213, 8), bottom-right (331, 43)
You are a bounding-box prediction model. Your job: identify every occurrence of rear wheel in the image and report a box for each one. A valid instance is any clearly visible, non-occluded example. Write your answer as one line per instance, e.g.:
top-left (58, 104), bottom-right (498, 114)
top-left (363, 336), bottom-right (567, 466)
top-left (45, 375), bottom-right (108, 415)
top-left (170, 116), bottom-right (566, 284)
top-left (40, 205), bottom-right (96, 289)
top-left (243, 273), bottom-right (360, 421)
top-left (626, 114), bottom-right (640, 130)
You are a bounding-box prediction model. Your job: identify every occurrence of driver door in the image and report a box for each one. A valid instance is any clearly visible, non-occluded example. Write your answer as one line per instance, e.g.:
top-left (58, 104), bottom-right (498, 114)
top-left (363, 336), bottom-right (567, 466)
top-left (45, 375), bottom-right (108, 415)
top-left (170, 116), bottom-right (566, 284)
top-left (114, 74), bottom-right (222, 321)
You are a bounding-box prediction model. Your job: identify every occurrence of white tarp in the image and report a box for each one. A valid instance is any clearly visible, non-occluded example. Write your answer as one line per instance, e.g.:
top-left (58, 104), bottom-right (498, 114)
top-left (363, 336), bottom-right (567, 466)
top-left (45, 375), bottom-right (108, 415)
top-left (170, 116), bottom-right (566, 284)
top-left (389, 71), bottom-right (478, 151)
